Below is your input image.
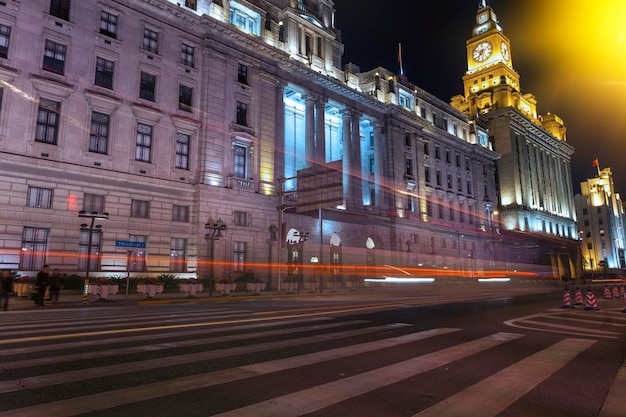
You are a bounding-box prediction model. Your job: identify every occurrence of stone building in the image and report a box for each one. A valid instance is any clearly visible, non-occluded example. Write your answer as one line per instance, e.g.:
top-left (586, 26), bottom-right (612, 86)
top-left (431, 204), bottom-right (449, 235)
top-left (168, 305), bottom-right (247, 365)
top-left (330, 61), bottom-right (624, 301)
top-left (575, 167), bottom-right (626, 275)
top-left (451, 2), bottom-right (579, 278)
top-left (0, 0), bottom-right (565, 284)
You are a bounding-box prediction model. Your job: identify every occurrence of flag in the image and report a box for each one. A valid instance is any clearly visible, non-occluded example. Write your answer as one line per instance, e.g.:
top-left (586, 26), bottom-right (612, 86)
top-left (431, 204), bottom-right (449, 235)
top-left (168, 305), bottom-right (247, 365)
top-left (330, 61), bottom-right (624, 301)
top-left (592, 158), bottom-right (598, 167)
top-left (398, 43), bottom-right (404, 75)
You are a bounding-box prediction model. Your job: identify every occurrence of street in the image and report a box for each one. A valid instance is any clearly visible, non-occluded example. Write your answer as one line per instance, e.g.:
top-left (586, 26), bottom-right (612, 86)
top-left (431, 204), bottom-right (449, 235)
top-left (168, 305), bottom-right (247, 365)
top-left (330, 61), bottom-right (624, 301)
top-left (0, 285), bottom-right (624, 417)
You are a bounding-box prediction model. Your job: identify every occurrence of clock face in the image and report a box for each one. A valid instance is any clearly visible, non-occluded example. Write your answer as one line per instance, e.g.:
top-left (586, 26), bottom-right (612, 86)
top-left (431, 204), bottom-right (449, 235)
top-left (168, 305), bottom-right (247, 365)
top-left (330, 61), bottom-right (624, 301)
top-left (501, 42), bottom-right (510, 62)
top-left (472, 41), bottom-right (493, 62)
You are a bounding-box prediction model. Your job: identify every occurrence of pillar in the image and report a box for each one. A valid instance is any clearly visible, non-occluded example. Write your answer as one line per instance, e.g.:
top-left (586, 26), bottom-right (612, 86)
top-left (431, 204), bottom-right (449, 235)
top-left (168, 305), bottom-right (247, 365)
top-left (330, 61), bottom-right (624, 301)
top-left (315, 97), bottom-right (326, 164)
top-left (351, 113), bottom-right (362, 207)
top-left (341, 109), bottom-right (352, 208)
top-left (275, 81), bottom-right (286, 180)
top-left (304, 94), bottom-right (316, 168)
top-left (373, 120), bottom-right (384, 208)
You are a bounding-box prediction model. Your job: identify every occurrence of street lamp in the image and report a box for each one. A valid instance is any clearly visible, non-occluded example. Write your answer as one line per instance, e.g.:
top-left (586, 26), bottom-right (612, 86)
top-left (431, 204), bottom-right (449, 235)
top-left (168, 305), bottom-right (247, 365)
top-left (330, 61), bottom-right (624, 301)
top-left (205, 219), bottom-right (226, 296)
top-left (79, 210), bottom-right (109, 304)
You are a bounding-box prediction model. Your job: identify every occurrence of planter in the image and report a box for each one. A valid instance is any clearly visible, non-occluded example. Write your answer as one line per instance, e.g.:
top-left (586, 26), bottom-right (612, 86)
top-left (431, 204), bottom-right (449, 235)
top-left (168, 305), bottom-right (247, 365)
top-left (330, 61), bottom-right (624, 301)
top-left (326, 280), bottom-right (341, 291)
top-left (179, 283), bottom-right (204, 297)
top-left (246, 282), bottom-right (266, 294)
top-left (88, 284), bottom-right (119, 300)
top-left (13, 283), bottom-right (34, 297)
top-left (282, 282), bottom-right (298, 293)
top-left (303, 281), bottom-right (319, 292)
top-left (137, 284), bottom-right (164, 298)
top-left (215, 282), bottom-right (237, 295)
top-left (345, 280), bottom-right (362, 290)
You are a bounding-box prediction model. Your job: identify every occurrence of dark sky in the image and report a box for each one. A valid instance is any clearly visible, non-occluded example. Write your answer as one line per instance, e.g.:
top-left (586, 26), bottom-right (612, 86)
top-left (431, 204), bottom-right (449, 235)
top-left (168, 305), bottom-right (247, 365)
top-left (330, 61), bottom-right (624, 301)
top-left (334, 0), bottom-right (626, 195)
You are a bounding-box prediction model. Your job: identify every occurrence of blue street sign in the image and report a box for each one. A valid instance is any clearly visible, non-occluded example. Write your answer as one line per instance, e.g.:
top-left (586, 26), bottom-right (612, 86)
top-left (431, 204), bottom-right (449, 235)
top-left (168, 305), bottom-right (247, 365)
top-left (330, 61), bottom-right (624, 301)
top-left (115, 240), bottom-right (146, 249)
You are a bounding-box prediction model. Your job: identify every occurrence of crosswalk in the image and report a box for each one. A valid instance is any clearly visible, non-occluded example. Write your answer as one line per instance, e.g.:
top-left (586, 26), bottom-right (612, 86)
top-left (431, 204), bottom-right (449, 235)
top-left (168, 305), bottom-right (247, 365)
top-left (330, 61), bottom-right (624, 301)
top-left (0, 306), bottom-right (624, 416)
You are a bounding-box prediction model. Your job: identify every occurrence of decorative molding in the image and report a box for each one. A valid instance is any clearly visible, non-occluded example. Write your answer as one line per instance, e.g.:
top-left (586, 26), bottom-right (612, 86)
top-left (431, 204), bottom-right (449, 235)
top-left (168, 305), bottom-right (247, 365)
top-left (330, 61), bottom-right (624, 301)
top-left (30, 74), bottom-right (75, 100)
top-left (84, 88), bottom-right (122, 114)
top-left (131, 102), bottom-right (162, 123)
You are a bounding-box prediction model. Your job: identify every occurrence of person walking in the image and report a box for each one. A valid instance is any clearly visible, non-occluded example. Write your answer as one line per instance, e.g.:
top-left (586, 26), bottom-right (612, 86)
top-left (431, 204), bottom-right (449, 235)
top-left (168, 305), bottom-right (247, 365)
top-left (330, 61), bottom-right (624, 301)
top-left (0, 269), bottom-right (12, 311)
top-left (35, 265), bottom-right (50, 306)
top-left (48, 269), bottom-right (62, 304)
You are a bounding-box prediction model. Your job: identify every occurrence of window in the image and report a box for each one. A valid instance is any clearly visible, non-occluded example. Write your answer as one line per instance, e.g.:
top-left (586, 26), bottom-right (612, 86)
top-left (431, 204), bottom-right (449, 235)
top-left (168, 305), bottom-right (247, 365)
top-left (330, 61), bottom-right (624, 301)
top-left (467, 181), bottom-right (472, 194)
top-left (99, 11), bottom-right (118, 38)
top-left (456, 155), bottom-right (461, 167)
top-left (425, 166), bottom-right (431, 183)
top-left (128, 235), bottom-right (146, 272)
top-left (95, 57), bottom-right (114, 89)
top-left (143, 28), bottom-right (158, 54)
top-left (438, 202), bottom-right (444, 219)
top-left (50, 0), bottom-right (70, 21)
top-left (420, 107), bottom-right (426, 118)
top-left (435, 145), bottom-right (440, 159)
top-left (369, 157), bottom-right (374, 175)
top-left (436, 170), bottom-right (441, 186)
top-left (465, 157), bottom-right (470, 171)
top-left (233, 241), bottom-right (246, 272)
top-left (457, 178), bottom-right (462, 192)
top-left (83, 193), bottom-right (105, 213)
top-left (587, 243), bottom-right (593, 251)
top-left (233, 144), bottom-right (247, 178)
top-left (238, 63), bottom-right (248, 84)
top-left (170, 238), bottom-right (186, 272)
top-left (43, 39), bottom-right (66, 74)
top-left (77, 230), bottom-right (102, 271)
top-left (426, 201), bottom-right (432, 217)
top-left (135, 123), bottom-right (152, 162)
top-left (139, 71), bottom-right (156, 101)
top-left (131, 199), bottom-right (150, 218)
top-left (178, 84), bottom-right (193, 112)
top-left (234, 210), bottom-right (248, 226)
top-left (184, 0), bottom-right (197, 10)
top-left (20, 227), bottom-right (49, 270)
top-left (89, 111), bottom-right (109, 154)
top-left (181, 43), bottom-right (194, 67)
top-left (582, 208), bottom-right (588, 215)
top-left (175, 132), bottom-right (190, 170)
top-left (585, 231), bottom-right (591, 238)
top-left (424, 142), bottom-right (429, 155)
top-left (596, 207), bottom-right (602, 214)
top-left (236, 101), bottom-right (248, 126)
top-left (27, 187), bottom-right (53, 209)
top-left (35, 98), bottom-right (60, 145)
top-left (445, 150), bottom-right (451, 163)
top-left (172, 205), bottom-right (189, 222)
top-left (399, 91), bottom-right (414, 110)
top-left (405, 132), bottom-right (411, 147)
top-left (229, 2), bottom-right (261, 36)
top-left (447, 173), bottom-right (452, 189)
top-left (405, 158), bottom-right (413, 177)
top-left (0, 24), bottom-right (11, 59)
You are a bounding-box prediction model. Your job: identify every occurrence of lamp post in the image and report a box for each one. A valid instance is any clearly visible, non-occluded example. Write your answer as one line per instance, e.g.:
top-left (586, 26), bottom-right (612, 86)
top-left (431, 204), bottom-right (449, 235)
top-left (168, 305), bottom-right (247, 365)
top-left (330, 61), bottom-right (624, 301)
top-left (267, 224), bottom-right (278, 290)
top-left (79, 210), bottom-right (109, 304)
top-left (205, 219), bottom-right (226, 297)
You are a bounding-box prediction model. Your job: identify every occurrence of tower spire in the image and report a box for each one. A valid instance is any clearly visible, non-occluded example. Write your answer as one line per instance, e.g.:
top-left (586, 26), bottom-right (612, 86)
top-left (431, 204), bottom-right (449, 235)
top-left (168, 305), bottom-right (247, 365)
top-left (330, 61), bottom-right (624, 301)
top-left (479, 0), bottom-right (487, 9)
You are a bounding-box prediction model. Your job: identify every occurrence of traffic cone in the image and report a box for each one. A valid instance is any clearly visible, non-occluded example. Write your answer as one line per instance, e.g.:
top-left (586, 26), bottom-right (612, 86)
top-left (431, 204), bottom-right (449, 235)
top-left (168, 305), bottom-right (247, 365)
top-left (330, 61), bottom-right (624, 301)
top-left (585, 287), bottom-right (599, 311)
top-left (613, 285), bottom-right (620, 298)
top-left (561, 287), bottom-right (574, 309)
top-left (623, 293), bottom-right (626, 314)
top-left (574, 287), bottom-right (584, 305)
top-left (603, 285), bottom-right (612, 299)
top-left (620, 285), bottom-right (625, 297)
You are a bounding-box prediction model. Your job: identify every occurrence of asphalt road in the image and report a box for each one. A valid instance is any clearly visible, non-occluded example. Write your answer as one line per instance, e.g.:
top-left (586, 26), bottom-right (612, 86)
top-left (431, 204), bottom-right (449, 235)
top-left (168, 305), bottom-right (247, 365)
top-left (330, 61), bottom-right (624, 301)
top-left (0, 285), bottom-right (624, 417)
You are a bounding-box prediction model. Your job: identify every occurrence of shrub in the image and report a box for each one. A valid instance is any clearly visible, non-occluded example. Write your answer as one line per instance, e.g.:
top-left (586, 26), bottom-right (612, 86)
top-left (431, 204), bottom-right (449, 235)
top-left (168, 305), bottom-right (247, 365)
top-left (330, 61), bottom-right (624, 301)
top-left (156, 274), bottom-right (178, 289)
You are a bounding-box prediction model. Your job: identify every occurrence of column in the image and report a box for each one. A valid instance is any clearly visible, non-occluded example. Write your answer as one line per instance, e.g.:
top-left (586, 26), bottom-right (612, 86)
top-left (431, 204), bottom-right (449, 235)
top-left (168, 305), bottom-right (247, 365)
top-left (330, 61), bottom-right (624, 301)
top-left (351, 112), bottom-right (362, 207)
top-left (341, 109), bottom-right (352, 208)
top-left (304, 94), bottom-right (316, 168)
top-left (373, 120), bottom-right (384, 208)
top-left (275, 81), bottom-right (286, 181)
top-left (315, 97), bottom-right (326, 164)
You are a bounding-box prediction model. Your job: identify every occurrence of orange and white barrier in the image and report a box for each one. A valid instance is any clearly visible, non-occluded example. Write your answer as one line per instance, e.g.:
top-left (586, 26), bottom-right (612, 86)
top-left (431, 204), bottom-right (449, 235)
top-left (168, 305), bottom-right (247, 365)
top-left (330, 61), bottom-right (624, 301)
top-left (603, 286), bottom-right (612, 300)
top-left (612, 286), bottom-right (620, 298)
top-left (574, 288), bottom-right (584, 305)
top-left (561, 288), bottom-right (574, 309)
top-left (585, 288), bottom-right (599, 311)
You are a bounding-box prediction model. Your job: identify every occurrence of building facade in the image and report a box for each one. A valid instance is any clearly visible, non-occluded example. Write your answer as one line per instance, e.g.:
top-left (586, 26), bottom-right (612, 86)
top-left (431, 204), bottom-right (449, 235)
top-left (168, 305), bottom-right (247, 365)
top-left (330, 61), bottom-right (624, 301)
top-left (575, 167), bottom-right (626, 275)
top-left (0, 0), bottom-right (564, 284)
top-left (451, 2), bottom-right (579, 278)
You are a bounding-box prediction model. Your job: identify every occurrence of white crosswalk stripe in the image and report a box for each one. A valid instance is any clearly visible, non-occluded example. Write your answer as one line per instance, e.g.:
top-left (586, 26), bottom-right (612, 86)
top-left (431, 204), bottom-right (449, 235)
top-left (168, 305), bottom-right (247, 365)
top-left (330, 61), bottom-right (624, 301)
top-left (0, 307), bottom-right (620, 417)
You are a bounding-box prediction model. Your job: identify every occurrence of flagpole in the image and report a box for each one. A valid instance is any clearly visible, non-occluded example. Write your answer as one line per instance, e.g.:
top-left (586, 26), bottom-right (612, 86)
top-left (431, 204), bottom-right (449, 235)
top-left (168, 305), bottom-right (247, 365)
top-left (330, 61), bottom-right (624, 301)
top-left (398, 43), bottom-right (404, 75)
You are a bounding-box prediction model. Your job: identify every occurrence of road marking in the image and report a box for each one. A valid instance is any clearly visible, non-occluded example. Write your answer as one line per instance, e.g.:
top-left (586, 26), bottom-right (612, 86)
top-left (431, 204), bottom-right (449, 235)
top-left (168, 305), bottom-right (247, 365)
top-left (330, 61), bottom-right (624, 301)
top-left (413, 338), bottom-right (596, 417)
top-left (0, 328), bottom-right (460, 417)
top-left (0, 301), bottom-right (421, 345)
top-left (504, 313), bottom-right (621, 340)
top-left (0, 317), bottom-right (331, 357)
top-left (212, 332), bottom-right (523, 417)
top-left (0, 324), bottom-right (390, 393)
top-left (520, 319), bottom-right (622, 335)
top-left (599, 359), bottom-right (626, 417)
top-left (541, 315), bottom-right (626, 327)
top-left (1, 320), bottom-right (368, 370)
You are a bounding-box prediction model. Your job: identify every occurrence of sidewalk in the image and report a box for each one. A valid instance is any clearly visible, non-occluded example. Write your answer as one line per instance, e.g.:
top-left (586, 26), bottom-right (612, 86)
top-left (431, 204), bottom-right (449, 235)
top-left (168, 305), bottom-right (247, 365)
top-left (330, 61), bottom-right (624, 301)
top-left (1, 278), bottom-right (566, 312)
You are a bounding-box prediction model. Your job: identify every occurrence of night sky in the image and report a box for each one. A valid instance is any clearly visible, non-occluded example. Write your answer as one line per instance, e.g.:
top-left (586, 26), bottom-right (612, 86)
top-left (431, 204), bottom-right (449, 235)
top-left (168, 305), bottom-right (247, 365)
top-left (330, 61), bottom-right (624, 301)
top-left (334, 0), bottom-right (626, 195)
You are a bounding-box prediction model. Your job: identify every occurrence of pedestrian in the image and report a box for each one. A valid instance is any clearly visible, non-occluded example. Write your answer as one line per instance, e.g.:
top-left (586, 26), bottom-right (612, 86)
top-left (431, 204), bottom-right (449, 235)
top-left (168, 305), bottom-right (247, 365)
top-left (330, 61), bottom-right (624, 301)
top-left (35, 264), bottom-right (50, 306)
top-left (48, 269), bottom-right (62, 304)
top-left (0, 269), bottom-right (12, 311)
